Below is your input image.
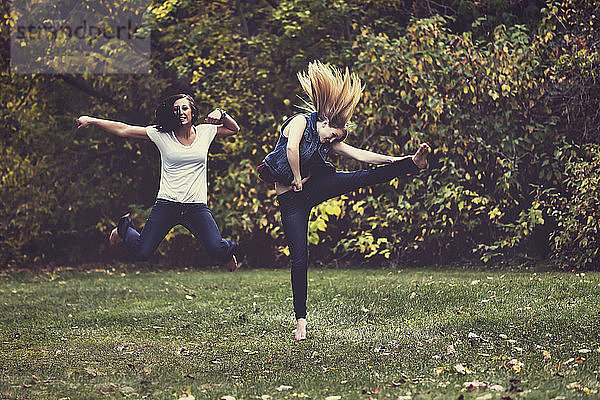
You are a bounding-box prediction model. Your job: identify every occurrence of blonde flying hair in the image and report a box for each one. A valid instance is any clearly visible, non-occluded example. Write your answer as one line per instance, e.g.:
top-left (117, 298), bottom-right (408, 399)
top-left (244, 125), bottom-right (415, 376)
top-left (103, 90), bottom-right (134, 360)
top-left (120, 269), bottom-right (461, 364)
top-left (297, 60), bottom-right (364, 130)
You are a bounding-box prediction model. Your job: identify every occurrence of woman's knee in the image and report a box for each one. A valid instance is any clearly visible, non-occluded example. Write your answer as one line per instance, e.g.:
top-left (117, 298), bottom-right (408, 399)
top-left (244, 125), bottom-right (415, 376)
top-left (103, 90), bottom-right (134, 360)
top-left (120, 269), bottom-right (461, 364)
top-left (290, 251), bottom-right (308, 271)
top-left (205, 239), bottom-right (235, 261)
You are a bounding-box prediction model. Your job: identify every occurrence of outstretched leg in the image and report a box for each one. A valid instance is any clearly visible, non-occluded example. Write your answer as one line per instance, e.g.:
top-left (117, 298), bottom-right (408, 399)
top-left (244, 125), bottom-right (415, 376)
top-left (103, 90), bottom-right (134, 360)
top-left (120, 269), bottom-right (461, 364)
top-left (182, 203), bottom-right (238, 270)
top-left (306, 144), bottom-right (429, 206)
top-left (110, 200), bottom-right (179, 261)
top-left (278, 145), bottom-right (430, 340)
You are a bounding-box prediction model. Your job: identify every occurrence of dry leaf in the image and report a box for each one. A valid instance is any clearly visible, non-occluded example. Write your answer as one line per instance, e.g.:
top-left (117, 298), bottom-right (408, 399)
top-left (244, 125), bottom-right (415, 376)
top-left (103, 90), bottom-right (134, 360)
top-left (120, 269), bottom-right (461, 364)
top-left (506, 358), bottom-right (524, 373)
top-left (324, 396), bottom-right (342, 400)
top-left (463, 381), bottom-right (487, 391)
top-left (276, 385), bottom-right (293, 391)
top-left (542, 350), bottom-right (551, 361)
top-left (434, 366), bottom-right (449, 374)
top-left (454, 363), bottom-right (471, 374)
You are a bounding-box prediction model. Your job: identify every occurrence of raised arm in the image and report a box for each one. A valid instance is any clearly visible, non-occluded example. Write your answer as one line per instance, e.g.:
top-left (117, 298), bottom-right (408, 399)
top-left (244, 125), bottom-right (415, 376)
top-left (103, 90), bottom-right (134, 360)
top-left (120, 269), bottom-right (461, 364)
top-left (77, 116), bottom-right (148, 139)
top-left (205, 109), bottom-right (240, 137)
top-left (331, 141), bottom-right (410, 164)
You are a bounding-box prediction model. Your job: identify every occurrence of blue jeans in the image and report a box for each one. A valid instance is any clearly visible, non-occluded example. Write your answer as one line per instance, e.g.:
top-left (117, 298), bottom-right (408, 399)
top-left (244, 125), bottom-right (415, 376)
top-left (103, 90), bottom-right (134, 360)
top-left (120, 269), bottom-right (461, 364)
top-left (117, 199), bottom-right (237, 262)
top-left (277, 158), bottom-right (419, 319)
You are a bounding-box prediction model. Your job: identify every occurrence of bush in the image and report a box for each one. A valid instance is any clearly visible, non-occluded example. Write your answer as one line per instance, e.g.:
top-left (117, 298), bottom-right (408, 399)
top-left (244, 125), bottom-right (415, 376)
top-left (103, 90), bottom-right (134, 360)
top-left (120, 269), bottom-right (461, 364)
top-left (548, 144), bottom-right (600, 269)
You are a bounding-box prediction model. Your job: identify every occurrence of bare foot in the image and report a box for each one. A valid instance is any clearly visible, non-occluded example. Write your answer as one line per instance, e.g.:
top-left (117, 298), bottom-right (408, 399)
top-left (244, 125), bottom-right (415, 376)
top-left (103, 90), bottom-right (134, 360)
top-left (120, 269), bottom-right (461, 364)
top-left (412, 143), bottom-right (431, 169)
top-left (294, 318), bottom-right (307, 341)
top-left (108, 227), bottom-right (121, 245)
top-left (224, 255), bottom-right (238, 272)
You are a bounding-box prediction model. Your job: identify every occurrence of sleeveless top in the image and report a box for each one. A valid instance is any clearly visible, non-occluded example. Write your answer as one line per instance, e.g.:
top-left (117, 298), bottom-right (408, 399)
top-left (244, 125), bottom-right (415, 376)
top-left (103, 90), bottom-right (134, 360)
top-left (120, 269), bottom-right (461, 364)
top-left (262, 112), bottom-right (334, 185)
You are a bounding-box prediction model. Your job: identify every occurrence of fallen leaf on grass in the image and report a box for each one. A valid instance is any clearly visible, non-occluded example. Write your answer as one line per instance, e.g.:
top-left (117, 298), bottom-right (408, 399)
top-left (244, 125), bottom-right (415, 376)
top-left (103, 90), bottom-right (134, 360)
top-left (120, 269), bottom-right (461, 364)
top-left (434, 366), bottom-right (449, 374)
top-left (508, 379), bottom-right (523, 393)
top-left (454, 363), bottom-right (472, 375)
top-left (120, 386), bottom-right (136, 396)
top-left (219, 396), bottom-right (235, 400)
top-left (463, 381), bottom-right (487, 391)
top-left (505, 359), bottom-right (524, 373)
top-left (324, 396), bottom-right (341, 400)
top-left (542, 350), bottom-right (551, 361)
top-left (489, 384), bottom-right (505, 391)
top-left (475, 394), bottom-right (493, 400)
top-left (276, 385), bottom-right (293, 391)
top-left (566, 382), bottom-right (598, 394)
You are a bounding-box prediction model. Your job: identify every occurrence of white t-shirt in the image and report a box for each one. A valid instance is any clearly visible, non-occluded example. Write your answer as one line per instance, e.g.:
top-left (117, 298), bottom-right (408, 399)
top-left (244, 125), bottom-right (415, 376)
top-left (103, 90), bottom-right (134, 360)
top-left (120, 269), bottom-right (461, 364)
top-left (146, 124), bottom-right (218, 204)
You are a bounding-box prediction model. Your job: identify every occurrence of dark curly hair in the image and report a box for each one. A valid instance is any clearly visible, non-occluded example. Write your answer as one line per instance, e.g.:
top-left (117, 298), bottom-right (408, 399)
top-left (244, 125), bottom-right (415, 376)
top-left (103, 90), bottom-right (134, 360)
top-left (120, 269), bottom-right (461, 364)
top-left (155, 94), bottom-right (199, 133)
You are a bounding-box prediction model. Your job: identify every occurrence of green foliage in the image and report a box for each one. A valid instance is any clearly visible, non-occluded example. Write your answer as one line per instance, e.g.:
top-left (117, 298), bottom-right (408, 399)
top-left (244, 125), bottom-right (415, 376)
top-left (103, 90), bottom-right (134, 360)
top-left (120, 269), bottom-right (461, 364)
top-left (547, 144), bottom-right (600, 269)
top-left (1, 0), bottom-right (599, 269)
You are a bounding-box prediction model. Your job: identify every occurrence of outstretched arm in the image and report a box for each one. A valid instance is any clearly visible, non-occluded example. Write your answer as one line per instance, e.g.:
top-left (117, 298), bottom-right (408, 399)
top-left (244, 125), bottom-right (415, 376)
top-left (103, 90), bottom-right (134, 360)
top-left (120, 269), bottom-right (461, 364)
top-left (77, 116), bottom-right (148, 139)
top-left (205, 109), bottom-right (240, 137)
top-left (332, 141), bottom-right (431, 169)
top-left (331, 141), bottom-right (410, 164)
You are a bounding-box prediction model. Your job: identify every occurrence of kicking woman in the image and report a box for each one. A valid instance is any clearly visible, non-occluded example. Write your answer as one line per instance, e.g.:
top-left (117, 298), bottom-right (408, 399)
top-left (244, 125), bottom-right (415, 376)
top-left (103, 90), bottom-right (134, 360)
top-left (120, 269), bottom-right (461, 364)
top-left (77, 94), bottom-right (239, 271)
top-left (259, 61), bottom-right (430, 340)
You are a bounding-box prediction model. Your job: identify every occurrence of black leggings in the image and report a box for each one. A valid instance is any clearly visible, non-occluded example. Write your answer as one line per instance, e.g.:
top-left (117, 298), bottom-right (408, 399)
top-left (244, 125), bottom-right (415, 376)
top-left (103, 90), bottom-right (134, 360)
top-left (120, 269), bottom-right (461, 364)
top-left (277, 158), bottom-right (419, 319)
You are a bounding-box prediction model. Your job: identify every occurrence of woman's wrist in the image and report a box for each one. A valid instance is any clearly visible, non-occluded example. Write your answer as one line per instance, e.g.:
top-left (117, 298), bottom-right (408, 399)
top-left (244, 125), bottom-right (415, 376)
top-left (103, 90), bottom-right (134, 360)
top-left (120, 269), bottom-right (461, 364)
top-left (216, 108), bottom-right (227, 122)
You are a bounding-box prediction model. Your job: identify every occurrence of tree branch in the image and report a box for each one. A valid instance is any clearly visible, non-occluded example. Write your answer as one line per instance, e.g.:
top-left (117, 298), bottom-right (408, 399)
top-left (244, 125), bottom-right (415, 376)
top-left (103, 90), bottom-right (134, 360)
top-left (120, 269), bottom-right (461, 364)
top-left (57, 75), bottom-right (145, 123)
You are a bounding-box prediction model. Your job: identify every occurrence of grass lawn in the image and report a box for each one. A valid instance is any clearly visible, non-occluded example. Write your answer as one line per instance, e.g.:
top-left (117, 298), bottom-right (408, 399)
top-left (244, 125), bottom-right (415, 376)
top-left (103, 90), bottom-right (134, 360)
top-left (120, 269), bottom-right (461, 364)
top-left (1, 265), bottom-right (599, 399)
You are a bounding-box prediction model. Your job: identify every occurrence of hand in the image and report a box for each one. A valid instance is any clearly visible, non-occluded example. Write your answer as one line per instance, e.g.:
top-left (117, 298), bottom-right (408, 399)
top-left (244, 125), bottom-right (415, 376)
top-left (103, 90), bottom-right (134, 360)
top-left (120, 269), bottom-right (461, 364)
top-left (205, 109), bottom-right (223, 124)
top-left (291, 176), bottom-right (303, 192)
top-left (412, 143), bottom-right (431, 169)
top-left (77, 116), bottom-right (93, 129)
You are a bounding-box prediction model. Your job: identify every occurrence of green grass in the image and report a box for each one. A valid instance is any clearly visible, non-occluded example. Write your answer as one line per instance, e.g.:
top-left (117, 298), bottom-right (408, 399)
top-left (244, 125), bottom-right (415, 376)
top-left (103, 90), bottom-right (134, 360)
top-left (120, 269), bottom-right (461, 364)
top-left (1, 265), bottom-right (599, 399)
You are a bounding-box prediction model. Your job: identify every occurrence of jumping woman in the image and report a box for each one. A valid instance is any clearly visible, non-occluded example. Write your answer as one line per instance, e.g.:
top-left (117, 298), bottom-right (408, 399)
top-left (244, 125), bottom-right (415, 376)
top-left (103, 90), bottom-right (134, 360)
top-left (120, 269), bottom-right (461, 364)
top-left (258, 61), bottom-right (430, 340)
top-left (77, 94), bottom-right (239, 271)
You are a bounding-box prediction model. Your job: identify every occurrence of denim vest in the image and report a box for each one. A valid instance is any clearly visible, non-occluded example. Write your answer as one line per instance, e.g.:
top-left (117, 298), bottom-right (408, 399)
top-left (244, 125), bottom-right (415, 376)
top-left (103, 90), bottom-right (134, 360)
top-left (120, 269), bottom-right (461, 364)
top-left (263, 112), bottom-right (333, 185)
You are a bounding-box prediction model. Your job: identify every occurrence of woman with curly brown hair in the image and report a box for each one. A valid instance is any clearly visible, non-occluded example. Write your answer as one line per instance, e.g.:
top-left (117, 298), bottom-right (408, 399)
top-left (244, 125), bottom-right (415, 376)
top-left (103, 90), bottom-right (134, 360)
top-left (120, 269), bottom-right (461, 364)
top-left (77, 94), bottom-right (239, 271)
top-left (259, 61), bottom-right (430, 340)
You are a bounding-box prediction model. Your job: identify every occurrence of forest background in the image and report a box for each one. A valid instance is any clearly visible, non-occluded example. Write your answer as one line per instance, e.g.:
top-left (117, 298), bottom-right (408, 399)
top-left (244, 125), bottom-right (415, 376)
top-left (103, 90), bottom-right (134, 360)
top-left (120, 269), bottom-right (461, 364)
top-left (1, 0), bottom-right (598, 270)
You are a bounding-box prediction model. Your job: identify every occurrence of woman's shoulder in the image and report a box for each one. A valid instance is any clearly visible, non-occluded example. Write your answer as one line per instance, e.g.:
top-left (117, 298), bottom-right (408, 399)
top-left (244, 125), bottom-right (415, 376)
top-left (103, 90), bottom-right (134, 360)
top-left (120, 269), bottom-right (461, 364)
top-left (146, 125), bottom-right (169, 142)
top-left (281, 114), bottom-right (308, 138)
top-left (290, 114), bottom-right (309, 129)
